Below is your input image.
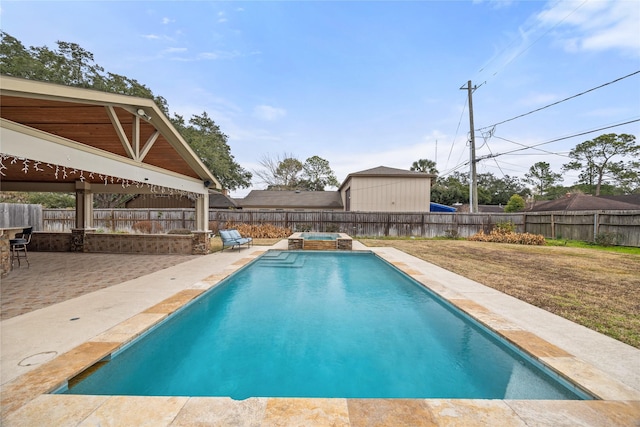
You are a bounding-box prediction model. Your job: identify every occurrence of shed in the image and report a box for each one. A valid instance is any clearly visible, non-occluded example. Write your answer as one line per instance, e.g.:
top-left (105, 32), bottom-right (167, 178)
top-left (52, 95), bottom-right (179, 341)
top-left (338, 166), bottom-right (435, 212)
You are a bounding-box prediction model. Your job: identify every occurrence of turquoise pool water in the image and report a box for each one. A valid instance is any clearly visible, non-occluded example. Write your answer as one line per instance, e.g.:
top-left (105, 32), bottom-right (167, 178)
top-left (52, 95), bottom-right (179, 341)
top-left (300, 232), bottom-right (340, 240)
top-left (63, 251), bottom-right (586, 399)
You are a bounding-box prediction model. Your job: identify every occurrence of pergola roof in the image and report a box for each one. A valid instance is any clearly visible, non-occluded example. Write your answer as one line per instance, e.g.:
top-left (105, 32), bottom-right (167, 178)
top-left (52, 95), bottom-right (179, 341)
top-left (0, 76), bottom-right (220, 195)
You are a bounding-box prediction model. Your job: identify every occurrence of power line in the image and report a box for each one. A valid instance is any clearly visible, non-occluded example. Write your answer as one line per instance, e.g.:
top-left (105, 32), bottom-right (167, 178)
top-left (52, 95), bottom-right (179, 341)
top-left (477, 70), bottom-right (640, 131)
top-left (480, 118), bottom-right (640, 159)
top-left (493, 136), bottom-right (572, 158)
top-left (445, 96), bottom-right (468, 168)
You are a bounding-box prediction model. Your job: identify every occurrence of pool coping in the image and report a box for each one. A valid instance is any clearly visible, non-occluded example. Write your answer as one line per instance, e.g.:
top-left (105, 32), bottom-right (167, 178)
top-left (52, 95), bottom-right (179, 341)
top-left (1, 243), bottom-right (639, 425)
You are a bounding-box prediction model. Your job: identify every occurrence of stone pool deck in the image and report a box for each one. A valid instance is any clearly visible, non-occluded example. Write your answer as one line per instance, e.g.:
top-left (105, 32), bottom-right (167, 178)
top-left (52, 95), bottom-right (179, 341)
top-left (1, 241), bottom-right (639, 426)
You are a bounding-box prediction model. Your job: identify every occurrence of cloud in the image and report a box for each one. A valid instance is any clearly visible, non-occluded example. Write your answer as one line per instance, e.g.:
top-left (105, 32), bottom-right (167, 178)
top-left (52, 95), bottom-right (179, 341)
top-left (253, 105), bottom-right (287, 121)
top-left (162, 47), bottom-right (188, 54)
top-left (161, 17), bottom-right (174, 25)
top-left (472, 0), bottom-right (514, 9)
top-left (142, 34), bottom-right (161, 40)
top-left (537, 0), bottom-right (640, 56)
top-left (217, 11), bottom-right (227, 23)
top-left (198, 50), bottom-right (242, 60)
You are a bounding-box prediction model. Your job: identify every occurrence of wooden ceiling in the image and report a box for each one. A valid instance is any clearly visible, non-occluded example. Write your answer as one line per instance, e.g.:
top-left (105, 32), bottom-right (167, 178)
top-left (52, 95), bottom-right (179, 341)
top-left (1, 94), bottom-right (201, 185)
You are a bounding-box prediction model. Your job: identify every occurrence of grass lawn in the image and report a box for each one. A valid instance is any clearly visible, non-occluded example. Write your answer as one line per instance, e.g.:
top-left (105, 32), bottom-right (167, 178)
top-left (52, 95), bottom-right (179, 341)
top-left (358, 238), bottom-right (640, 349)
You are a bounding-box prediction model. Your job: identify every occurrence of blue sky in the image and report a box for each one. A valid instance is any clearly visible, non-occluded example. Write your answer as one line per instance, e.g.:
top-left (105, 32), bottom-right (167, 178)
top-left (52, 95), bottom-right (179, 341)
top-left (2, 0), bottom-right (639, 197)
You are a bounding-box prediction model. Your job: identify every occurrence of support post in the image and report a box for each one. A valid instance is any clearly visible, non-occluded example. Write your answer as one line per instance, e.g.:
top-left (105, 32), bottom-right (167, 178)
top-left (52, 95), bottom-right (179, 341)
top-left (75, 181), bottom-right (94, 229)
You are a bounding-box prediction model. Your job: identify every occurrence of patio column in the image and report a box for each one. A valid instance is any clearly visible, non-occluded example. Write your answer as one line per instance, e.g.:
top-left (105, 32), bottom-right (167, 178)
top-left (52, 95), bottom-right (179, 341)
top-left (191, 192), bottom-right (210, 255)
top-left (75, 181), bottom-right (94, 229)
top-left (194, 192), bottom-right (209, 232)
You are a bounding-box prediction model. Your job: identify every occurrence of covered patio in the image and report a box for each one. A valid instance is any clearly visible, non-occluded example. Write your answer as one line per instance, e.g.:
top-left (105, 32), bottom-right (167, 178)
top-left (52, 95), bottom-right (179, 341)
top-left (1, 77), bottom-right (222, 274)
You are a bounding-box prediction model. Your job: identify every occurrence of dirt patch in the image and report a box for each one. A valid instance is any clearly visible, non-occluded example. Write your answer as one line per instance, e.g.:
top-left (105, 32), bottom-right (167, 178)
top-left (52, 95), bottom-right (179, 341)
top-left (360, 239), bottom-right (640, 348)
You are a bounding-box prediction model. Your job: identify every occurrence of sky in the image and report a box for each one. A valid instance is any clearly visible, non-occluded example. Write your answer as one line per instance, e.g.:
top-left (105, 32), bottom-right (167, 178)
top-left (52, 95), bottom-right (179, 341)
top-left (1, 0), bottom-right (639, 198)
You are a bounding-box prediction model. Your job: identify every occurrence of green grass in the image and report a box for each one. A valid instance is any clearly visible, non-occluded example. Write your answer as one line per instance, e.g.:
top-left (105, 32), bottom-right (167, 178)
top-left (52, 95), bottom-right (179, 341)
top-left (545, 238), bottom-right (640, 254)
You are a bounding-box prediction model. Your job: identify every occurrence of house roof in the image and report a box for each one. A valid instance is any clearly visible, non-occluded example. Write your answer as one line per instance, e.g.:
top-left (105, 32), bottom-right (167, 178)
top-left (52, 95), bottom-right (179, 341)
top-left (239, 190), bottom-right (343, 209)
top-left (527, 194), bottom-right (640, 212)
top-left (338, 166), bottom-right (435, 191)
top-left (209, 191), bottom-right (238, 209)
top-left (0, 76), bottom-right (219, 194)
top-left (597, 194), bottom-right (640, 206)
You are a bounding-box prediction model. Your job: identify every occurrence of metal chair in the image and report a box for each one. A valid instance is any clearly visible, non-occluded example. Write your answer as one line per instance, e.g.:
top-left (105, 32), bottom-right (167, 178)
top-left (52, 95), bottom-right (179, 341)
top-left (10, 227), bottom-right (32, 267)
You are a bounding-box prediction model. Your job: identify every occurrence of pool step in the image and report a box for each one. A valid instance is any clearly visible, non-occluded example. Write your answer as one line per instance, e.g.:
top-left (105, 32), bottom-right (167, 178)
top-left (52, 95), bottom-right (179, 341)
top-left (259, 252), bottom-right (305, 268)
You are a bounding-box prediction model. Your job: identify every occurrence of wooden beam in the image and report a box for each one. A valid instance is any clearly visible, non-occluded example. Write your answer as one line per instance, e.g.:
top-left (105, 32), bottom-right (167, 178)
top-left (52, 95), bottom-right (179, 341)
top-left (105, 106), bottom-right (135, 160)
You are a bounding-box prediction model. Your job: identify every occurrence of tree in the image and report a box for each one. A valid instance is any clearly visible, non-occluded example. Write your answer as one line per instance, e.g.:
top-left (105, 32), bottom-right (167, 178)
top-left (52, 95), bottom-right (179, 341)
top-left (0, 191), bottom-right (76, 208)
top-left (504, 194), bottom-right (525, 212)
top-left (431, 172), bottom-right (468, 206)
top-left (477, 173), bottom-right (529, 205)
top-left (524, 162), bottom-right (563, 200)
top-left (0, 32), bottom-right (168, 112)
top-left (410, 159), bottom-right (438, 175)
top-left (299, 156), bottom-right (340, 191)
top-left (0, 32), bottom-right (254, 189)
top-left (171, 113), bottom-right (252, 191)
top-left (254, 153), bottom-right (338, 191)
top-left (563, 133), bottom-right (639, 196)
top-left (254, 153), bottom-right (301, 190)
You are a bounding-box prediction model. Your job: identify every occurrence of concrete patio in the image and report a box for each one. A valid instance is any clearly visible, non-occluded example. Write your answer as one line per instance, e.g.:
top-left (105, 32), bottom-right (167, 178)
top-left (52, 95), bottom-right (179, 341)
top-left (1, 241), bottom-right (639, 426)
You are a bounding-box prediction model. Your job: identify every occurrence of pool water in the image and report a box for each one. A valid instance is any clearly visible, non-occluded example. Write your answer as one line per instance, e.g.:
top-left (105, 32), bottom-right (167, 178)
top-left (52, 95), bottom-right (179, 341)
top-left (63, 251), bottom-right (585, 400)
top-left (300, 232), bottom-right (340, 240)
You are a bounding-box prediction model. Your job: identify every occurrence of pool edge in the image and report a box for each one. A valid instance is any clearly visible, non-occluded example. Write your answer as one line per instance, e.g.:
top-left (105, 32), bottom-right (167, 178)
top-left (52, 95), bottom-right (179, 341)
top-left (2, 245), bottom-right (639, 426)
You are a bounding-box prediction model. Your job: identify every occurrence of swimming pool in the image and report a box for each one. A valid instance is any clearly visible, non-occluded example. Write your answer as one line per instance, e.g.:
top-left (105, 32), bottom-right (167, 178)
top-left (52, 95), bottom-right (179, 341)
top-left (300, 232), bottom-right (340, 240)
top-left (62, 251), bottom-right (587, 400)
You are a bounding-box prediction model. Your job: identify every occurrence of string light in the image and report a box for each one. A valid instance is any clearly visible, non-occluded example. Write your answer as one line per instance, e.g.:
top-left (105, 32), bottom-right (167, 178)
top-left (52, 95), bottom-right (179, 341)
top-left (0, 153), bottom-right (199, 199)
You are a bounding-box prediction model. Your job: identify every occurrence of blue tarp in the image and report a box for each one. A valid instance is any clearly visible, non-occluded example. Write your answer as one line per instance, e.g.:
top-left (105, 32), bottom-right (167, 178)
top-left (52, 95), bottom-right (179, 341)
top-left (430, 202), bottom-right (457, 212)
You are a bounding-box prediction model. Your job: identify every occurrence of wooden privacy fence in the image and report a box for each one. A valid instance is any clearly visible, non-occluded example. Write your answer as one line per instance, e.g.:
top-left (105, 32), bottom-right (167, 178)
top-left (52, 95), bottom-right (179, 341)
top-left (24, 207), bottom-right (640, 247)
top-left (0, 203), bottom-right (42, 230)
top-left (41, 208), bottom-right (196, 233)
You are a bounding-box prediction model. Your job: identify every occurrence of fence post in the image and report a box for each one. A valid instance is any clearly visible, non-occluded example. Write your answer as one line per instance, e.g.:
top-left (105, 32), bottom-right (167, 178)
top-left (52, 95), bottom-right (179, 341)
top-left (593, 213), bottom-right (599, 242)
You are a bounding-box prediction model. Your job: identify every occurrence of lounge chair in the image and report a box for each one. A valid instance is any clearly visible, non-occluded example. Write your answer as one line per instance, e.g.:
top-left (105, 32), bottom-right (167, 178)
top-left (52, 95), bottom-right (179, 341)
top-left (219, 229), bottom-right (252, 251)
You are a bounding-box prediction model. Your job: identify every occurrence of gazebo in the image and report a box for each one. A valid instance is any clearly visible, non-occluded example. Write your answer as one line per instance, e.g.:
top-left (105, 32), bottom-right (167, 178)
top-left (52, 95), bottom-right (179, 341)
top-left (0, 76), bottom-right (221, 268)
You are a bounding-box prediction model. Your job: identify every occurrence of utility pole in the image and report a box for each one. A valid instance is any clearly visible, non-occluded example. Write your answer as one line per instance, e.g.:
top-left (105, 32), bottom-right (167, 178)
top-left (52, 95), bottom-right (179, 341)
top-left (461, 80), bottom-right (478, 213)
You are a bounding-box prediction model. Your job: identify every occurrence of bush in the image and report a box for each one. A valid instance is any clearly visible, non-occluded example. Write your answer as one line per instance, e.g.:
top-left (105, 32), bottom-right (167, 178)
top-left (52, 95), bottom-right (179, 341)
top-left (295, 224), bottom-right (312, 232)
top-left (132, 221), bottom-right (160, 234)
top-left (167, 228), bottom-right (192, 235)
top-left (443, 229), bottom-right (459, 239)
top-left (494, 220), bottom-right (516, 234)
top-left (468, 229), bottom-right (545, 245)
top-left (325, 223), bottom-right (340, 233)
top-left (504, 194), bottom-right (525, 212)
top-left (224, 222), bottom-right (292, 239)
top-left (594, 231), bottom-right (622, 247)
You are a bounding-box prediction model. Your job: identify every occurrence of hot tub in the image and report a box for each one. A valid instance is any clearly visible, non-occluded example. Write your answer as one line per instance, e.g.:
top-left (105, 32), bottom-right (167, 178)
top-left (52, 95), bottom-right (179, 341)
top-left (288, 232), bottom-right (352, 250)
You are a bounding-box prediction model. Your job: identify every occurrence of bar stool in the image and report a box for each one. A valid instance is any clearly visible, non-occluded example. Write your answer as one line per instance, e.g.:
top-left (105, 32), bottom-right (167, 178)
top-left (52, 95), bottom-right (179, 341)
top-left (10, 227), bottom-right (32, 267)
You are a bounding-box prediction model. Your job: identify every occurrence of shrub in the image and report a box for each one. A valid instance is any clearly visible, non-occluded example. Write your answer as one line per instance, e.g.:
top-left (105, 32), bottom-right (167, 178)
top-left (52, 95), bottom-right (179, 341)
top-left (167, 228), bottom-right (192, 235)
top-left (132, 220), bottom-right (160, 234)
top-left (325, 223), bottom-right (340, 233)
top-left (494, 220), bottom-right (516, 234)
top-left (468, 229), bottom-right (545, 245)
top-left (443, 229), bottom-right (459, 239)
top-left (224, 222), bottom-right (292, 239)
top-left (594, 231), bottom-right (621, 247)
top-left (504, 194), bottom-right (525, 212)
top-left (295, 224), bottom-right (312, 232)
